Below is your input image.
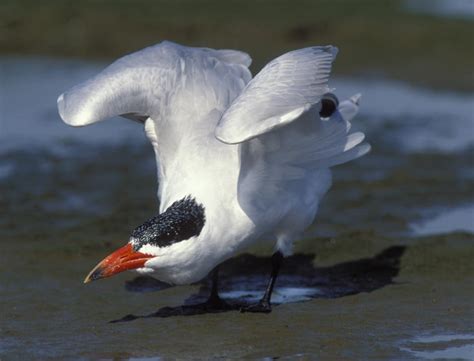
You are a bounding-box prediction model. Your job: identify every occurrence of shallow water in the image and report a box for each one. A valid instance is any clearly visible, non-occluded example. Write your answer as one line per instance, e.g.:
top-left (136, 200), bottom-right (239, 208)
top-left (404, 0), bottom-right (474, 20)
top-left (411, 205), bottom-right (474, 236)
top-left (1, 58), bottom-right (473, 360)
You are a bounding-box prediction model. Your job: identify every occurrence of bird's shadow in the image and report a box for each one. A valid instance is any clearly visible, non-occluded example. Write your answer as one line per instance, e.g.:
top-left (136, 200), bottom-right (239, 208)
top-left (110, 245), bottom-right (406, 322)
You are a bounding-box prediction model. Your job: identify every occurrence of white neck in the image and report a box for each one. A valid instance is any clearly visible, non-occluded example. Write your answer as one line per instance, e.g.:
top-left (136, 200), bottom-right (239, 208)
top-left (142, 114), bottom-right (257, 284)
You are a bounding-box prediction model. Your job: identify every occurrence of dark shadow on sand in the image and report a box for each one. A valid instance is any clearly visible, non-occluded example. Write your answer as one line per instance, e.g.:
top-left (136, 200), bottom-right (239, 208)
top-left (111, 245), bottom-right (406, 322)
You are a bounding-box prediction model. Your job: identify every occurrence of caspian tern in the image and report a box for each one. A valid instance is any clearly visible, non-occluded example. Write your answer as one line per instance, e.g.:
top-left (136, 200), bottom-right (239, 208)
top-left (57, 41), bottom-right (370, 313)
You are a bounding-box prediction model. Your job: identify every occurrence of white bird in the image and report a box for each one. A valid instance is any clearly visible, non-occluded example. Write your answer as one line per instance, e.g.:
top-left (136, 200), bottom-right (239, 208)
top-left (57, 41), bottom-right (370, 313)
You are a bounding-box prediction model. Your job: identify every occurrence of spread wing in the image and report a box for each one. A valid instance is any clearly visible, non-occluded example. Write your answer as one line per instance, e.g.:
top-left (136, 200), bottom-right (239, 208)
top-left (236, 94), bottom-right (370, 232)
top-left (57, 41), bottom-right (251, 127)
top-left (215, 46), bottom-right (337, 144)
top-left (214, 46), bottom-right (369, 231)
top-left (57, 41), bottom-right (252, 206)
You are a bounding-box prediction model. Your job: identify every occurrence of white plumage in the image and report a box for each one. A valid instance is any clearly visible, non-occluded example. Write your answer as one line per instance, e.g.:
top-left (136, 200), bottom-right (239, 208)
top-left (58, 41), bottom-right (369, 288)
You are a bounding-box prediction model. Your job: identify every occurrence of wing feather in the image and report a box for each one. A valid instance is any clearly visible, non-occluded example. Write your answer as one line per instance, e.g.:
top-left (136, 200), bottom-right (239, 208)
top-left (57, 41), bottom-right (252, 128)
top-left (236, 94), bottom-right (370, 229)
top-left (215, 46), bottom-right (338, 144)
top-left (57, 41), bottom-right (252, 206)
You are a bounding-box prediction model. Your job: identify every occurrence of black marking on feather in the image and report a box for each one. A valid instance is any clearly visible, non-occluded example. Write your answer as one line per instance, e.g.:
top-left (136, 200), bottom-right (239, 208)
top-left (130, 196), bottom-right (205, 251)
top-left (319, 93), bottom-right (339, 118)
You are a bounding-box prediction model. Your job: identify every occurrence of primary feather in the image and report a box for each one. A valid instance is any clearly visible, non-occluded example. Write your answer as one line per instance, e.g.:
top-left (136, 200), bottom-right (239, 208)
top-left (215, 46), bottom-right (337, 144)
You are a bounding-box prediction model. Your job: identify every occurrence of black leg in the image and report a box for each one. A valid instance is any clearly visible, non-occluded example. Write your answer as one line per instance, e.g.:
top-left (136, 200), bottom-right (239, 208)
top-left (209, 266), bottom-right (220, 300)
top-left (142, 266), bottom-right (237, 317)
top-left (205, 266), bottom-right (230, 309)
top-left (241, 251), bottom-right (284, 313)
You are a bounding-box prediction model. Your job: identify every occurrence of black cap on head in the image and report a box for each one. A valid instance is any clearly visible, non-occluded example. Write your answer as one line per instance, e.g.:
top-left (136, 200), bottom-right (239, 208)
top-left (130, 196), bottom-right (206, 250)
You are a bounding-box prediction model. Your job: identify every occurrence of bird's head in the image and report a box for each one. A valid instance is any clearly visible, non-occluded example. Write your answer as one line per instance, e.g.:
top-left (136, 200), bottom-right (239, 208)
top-left (84, 196), bottom-right (206, 283)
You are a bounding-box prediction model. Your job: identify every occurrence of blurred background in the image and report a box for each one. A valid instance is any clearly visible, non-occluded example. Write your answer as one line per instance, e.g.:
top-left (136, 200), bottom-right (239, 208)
top-left (1, 0), bottom-right (473, 360)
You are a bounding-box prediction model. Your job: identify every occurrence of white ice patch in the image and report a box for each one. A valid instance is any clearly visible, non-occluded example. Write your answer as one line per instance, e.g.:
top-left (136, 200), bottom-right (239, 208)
top-left (411, 205), bottom-right (474, 235)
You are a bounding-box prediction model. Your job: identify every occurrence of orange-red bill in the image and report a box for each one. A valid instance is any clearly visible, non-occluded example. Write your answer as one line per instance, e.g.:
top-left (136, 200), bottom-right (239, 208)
top-left (84, 243), bottom-right (153, 284)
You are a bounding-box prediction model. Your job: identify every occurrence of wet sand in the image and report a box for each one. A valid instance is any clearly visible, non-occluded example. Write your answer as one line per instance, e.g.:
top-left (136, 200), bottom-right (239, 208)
top-left (1, 233), bottom-right (472, 359)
